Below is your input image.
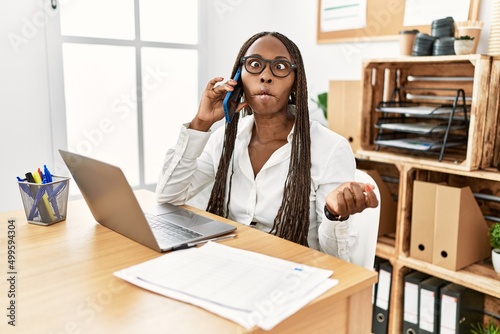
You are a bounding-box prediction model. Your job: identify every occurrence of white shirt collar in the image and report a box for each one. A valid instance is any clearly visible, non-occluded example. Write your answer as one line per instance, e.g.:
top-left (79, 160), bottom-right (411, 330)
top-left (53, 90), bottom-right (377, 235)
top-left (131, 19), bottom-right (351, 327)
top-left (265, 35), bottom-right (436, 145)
top-left (236, 114), bottom-right (296, 144)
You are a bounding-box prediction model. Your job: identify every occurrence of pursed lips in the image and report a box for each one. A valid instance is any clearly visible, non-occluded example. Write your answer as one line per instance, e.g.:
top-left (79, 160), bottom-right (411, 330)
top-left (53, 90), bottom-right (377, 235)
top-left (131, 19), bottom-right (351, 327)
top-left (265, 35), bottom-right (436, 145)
top-left (254, 88), bottom-right (274, 101)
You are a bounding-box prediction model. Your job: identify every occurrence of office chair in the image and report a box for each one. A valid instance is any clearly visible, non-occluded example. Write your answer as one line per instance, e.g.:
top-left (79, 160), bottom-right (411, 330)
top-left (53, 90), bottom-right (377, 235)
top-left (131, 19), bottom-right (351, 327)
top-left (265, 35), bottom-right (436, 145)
top-left (348, 169), bottom-right (381, 270)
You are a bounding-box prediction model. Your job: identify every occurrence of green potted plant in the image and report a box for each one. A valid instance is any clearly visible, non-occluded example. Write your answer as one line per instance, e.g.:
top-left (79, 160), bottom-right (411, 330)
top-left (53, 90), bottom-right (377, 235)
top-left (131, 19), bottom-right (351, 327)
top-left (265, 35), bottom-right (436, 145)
top-left (454, 35), bottom-right (475, 55)
top-left (489, 222), bottom-right (500, 273)
top-left (471, 321), bottom-right (500, 334)
top-left (456, 35), bottom-right (475, 40)
top-left (310, 92), bottom-right (328, 127)
top-left (311, 92), bottom-right (328, 120)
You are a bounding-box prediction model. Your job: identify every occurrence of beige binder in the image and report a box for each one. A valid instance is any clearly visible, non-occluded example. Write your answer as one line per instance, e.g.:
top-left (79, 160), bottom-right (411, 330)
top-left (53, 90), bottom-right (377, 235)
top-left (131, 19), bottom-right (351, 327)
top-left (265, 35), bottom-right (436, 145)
top-left (433, 185), bottom-right (490, 271)
top-left (327, 80), bottom-right (362, 152)
top-left (410, 181), bottom-right (437, 263)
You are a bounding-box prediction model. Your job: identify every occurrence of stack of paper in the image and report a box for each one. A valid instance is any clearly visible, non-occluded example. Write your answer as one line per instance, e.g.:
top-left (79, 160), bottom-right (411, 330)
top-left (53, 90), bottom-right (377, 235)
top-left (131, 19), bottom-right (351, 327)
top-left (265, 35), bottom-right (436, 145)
top-left (114, 242), bottom-right (338, 330)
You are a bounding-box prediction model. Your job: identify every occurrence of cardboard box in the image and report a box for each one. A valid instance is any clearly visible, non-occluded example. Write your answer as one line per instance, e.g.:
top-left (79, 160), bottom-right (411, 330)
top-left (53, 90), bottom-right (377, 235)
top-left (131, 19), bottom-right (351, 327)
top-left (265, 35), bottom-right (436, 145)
top-left (410, 181), bottom-right (490, 270)
top-left (362, 169), bottom-right (397, 237)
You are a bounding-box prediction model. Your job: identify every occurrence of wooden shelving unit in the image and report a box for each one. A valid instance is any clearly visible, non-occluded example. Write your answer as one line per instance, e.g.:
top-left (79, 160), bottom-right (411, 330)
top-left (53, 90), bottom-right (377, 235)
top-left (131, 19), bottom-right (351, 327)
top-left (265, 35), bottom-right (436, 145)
top-left (350, 55), bottom-right (500, 333)
top-left (359, 54), bottom-right (499, 171)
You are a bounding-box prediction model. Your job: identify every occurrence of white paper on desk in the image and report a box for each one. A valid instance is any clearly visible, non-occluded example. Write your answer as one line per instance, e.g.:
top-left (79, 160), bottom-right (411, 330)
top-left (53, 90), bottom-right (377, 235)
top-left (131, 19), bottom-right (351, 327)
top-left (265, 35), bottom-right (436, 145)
top-left (114, 242), bottom-right (338, 330)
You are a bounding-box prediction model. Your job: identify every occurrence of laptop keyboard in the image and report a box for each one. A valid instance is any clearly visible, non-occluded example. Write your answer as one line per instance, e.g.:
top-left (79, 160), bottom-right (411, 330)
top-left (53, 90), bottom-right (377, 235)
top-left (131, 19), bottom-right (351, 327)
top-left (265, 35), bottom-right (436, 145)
top-left (145, 213), bottom-right (202, 244)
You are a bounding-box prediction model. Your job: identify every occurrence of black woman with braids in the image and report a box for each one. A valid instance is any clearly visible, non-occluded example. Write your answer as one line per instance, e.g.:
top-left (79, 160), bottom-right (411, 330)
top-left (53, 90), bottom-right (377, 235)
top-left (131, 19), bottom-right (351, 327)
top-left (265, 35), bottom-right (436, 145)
top-left (156, 31), bottom-right (378, 261)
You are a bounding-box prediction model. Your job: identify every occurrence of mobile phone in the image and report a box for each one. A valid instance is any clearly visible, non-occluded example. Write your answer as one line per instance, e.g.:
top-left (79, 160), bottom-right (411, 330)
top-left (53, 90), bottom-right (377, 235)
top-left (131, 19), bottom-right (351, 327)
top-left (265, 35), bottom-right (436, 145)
top-left (223, 67), bottom-right (243, 123)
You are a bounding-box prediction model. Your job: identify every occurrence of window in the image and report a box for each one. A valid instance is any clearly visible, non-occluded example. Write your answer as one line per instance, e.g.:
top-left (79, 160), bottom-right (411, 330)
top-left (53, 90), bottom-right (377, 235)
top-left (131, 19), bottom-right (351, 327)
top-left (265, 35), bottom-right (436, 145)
top-left (51, 0), bottom-right (200, 191)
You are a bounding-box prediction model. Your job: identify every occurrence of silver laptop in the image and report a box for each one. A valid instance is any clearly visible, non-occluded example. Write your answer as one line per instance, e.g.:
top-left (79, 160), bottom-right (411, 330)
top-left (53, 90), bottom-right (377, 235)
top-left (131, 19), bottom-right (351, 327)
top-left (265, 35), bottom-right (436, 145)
top-left (59, 149), bottom-right (236, 252)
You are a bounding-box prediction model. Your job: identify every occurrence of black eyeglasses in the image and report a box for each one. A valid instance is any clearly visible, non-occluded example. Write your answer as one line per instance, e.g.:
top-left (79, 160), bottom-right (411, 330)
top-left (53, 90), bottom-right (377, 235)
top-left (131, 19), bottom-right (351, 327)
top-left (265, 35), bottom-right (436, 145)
top-left (240, 55), bottom-right (296, 78)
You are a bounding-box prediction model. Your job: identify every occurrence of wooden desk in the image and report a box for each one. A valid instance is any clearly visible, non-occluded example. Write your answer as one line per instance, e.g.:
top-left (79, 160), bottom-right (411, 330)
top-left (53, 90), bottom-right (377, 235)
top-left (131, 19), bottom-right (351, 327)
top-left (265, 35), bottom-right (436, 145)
top-left (0, 190), bottom-right (377, 334)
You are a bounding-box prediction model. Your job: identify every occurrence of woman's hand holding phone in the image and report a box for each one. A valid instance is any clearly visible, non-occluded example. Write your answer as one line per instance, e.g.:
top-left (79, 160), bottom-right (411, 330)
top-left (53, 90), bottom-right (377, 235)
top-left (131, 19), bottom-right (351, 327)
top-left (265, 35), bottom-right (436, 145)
top-left (223, 67), bottom-right (244, 123)
top-left (190, 73), bottom-right (247, 132)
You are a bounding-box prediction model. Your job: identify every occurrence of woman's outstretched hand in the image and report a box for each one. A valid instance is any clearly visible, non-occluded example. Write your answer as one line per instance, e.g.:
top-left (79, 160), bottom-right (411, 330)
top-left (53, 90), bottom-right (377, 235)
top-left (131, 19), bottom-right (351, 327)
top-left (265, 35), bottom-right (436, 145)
top-left (325, 181), bottom-right (379, 219)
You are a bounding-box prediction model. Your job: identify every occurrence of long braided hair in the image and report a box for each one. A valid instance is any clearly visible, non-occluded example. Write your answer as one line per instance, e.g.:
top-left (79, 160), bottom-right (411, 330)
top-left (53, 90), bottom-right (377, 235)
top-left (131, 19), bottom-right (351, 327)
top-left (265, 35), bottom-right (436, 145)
top-left (206, 32), bottom-right (312, 246)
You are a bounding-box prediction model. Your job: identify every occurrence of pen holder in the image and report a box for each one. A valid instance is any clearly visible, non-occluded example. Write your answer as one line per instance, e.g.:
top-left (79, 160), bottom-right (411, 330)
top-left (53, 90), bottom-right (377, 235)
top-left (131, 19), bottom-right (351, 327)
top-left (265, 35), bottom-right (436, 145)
top-left (18, 176), bottom-right (70, 226)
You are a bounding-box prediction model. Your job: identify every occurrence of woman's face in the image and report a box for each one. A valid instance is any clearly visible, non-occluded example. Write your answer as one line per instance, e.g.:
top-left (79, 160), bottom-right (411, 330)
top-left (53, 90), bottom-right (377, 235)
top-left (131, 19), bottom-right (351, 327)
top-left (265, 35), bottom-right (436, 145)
top-left (241, 35), bottom-right (296, 116)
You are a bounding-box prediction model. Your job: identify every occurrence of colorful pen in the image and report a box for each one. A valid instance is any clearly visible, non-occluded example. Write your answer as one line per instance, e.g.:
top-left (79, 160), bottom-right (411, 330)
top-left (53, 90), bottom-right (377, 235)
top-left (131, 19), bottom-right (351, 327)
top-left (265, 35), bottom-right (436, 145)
top-left (17, 176), bottom-right (32, 197)
top-left (32, 170), bottom-right (55, 221)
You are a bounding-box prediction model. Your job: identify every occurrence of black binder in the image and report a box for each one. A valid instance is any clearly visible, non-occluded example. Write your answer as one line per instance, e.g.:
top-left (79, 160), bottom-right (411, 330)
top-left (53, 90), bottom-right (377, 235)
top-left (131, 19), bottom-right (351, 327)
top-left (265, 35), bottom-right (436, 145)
top-left (418, 276), bottom-right (449, 334)
top-left (371, 257), bottom-right (384, 334)
top-left (372, 261), bottom-right (392, 334)
top-left (402, 271), bottom-right (430, 334)
top-left (439, 283), bottom-right (484, 333)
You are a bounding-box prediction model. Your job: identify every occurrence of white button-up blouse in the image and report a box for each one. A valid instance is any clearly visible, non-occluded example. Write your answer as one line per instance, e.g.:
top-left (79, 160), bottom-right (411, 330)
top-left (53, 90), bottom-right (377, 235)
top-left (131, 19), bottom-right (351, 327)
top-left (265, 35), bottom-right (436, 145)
top-left (156, 115), bottom-right (358, 261)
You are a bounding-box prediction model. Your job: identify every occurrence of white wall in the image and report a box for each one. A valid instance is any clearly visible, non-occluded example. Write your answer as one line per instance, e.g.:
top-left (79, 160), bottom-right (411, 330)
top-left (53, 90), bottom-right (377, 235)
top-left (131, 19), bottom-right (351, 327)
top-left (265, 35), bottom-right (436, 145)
top-left (0, 0), bottom-right (494, 212)
top-left (0, 0), bottom-right (54, 212)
